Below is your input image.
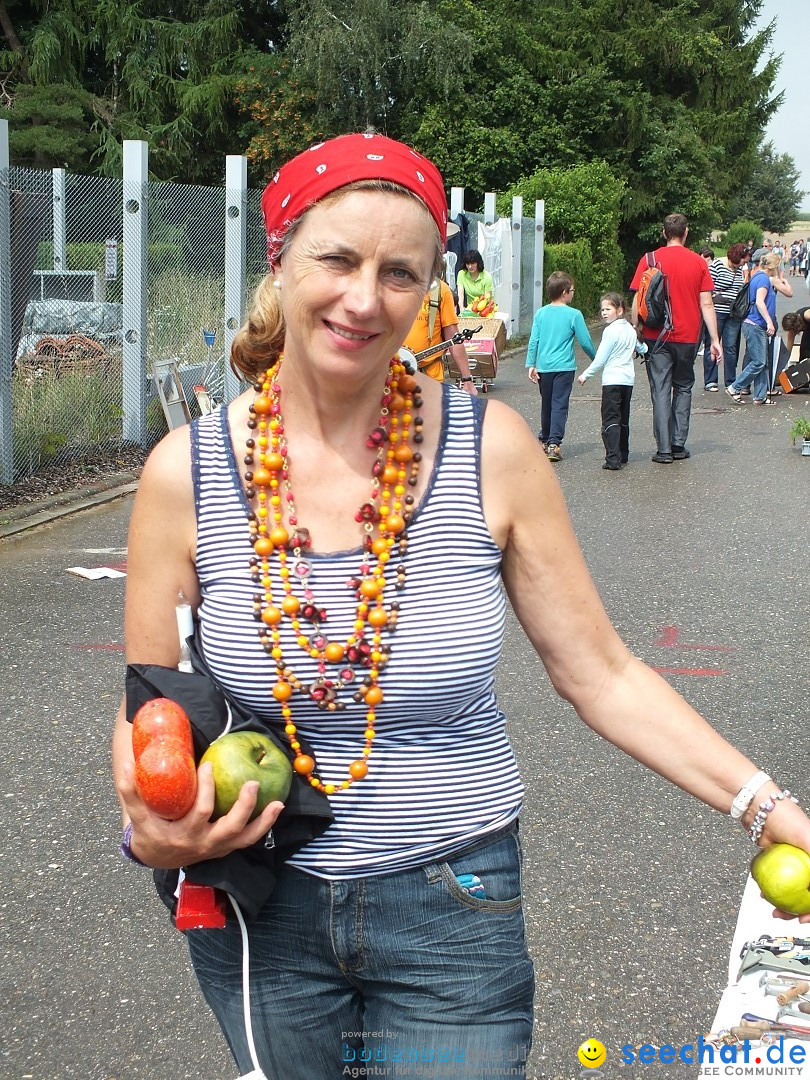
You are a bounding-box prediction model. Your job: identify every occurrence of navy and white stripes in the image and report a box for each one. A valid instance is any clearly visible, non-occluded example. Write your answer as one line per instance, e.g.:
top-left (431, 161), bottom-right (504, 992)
top-left (191, 386), bottom-right (524, 879)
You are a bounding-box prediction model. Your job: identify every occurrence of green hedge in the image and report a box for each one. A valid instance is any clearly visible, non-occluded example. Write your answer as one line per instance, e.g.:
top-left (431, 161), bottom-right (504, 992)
top-left (543, 240), bottom-right (599, 316)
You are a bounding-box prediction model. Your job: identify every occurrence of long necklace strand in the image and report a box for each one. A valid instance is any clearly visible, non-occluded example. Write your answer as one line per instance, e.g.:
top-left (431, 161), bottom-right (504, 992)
top-left (244, 356), bottom-right (423, 794)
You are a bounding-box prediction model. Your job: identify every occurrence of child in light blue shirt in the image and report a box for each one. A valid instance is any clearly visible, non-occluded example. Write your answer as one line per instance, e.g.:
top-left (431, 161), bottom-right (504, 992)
top-left (525, 271), bottom-right (596, 461)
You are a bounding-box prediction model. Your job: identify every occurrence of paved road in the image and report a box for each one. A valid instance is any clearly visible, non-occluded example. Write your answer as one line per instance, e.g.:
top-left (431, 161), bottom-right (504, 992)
top-left (1, 289), bottom-right (807, 1079)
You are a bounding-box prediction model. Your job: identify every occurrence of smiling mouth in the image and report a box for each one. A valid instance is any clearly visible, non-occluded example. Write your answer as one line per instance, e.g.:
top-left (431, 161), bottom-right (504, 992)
top-left (325, 321), bottom-right (376, 342)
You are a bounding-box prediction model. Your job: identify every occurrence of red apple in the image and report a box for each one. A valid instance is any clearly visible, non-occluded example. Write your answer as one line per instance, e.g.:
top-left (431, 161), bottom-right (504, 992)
top-left (132, 698), bottom-right (194, 760)
top-left (135, 737), bottom-right (198, 820)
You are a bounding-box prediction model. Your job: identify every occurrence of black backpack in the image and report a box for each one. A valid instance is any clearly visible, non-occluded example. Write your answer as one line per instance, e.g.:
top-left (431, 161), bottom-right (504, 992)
top-left (730, 280), bottom-right (750, 321)
top-left (637, 252), bottom-right (673, 332)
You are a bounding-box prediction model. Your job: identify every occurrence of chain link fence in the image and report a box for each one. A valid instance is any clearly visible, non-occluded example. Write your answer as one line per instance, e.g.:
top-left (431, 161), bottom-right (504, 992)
top-left (0, 147), bottom-right (542, 486)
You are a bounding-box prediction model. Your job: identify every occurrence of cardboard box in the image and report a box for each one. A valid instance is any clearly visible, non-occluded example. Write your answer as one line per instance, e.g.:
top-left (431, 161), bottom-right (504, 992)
top-left (456, 317), bottom-right (507, 356)
top-left (451, 337), bottom-right (499, 383)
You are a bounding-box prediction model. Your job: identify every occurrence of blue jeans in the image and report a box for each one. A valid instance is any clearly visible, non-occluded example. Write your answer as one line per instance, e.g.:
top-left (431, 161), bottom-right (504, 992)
top-left (537, 369), bottom-right (575, 445)
top-left (702, 313), bottom-right (742, 387)
top-left (186, 824), bottom-right (534, 1078)
top-left (734, 322), bottom-right (770, 400)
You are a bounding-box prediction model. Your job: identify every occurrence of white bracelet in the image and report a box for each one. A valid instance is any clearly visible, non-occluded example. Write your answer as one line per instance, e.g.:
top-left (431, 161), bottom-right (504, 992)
top-left (729, 770), bottom-right (771, 820)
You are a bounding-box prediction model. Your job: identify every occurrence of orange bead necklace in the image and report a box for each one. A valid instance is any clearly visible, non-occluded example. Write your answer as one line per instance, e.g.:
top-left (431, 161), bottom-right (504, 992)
top-left (245, 356), bottom-right (423, 794)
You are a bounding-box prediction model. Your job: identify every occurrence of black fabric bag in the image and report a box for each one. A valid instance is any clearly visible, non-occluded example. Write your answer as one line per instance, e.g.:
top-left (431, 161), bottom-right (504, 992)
top-left (125, 629), bottom-right (334, 921)
top-left (730, 280), bottom-right (751, 321)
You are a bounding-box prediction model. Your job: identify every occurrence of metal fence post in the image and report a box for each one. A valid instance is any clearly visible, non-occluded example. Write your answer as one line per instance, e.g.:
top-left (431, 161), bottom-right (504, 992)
top-left (52, 168), bottom-right (67, 271)
top-left (122, 140), bottom-right (148, 445)
top-left (224, 155), bottom-right (247, 403)
top-left (511, 196), bottom-right (523, 338)
top-left (483, 193), bottom-right (496, 225)
top-left (0, 121), bottom-right (13, 483)
top-left (534, 199), bottom-right (545, 312)
top-left (450, 187), bottom-right (465, 220)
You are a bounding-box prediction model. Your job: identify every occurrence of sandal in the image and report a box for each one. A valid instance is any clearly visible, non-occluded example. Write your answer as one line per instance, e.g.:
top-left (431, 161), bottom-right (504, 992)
top-left (752, 398), bottom-right (775, 405)
top-left (725, 386), bottom-right (746, 404)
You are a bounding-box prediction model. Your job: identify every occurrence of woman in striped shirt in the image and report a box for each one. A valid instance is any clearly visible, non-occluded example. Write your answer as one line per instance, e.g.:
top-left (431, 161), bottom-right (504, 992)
top-left (112, 136), bottom-right (810, 1080)
top-left (703, 243), bottom-right (748, 391)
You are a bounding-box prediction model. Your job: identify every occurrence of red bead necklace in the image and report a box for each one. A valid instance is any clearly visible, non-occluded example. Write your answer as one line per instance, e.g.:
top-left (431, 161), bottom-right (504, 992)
top-left (244, 356), bottom-right (423, 794)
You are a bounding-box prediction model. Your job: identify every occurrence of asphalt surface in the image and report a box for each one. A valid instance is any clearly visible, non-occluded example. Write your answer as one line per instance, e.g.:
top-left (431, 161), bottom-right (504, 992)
top-left (1, 285), bottom-right (808, 1080)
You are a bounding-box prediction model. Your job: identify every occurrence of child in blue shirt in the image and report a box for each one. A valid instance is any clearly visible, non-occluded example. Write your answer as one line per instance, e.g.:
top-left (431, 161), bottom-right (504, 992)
top-left (526, 271), bottom-right (596, 461)
top-left (578, 293), bottom-right (647, 470)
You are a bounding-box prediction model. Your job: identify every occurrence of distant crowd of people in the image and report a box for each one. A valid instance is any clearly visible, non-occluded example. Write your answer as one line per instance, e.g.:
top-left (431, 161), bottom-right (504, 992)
top-left (521, 216), bottom-right (809, 469)
top-left (402, 220), bottom-right (809, 473)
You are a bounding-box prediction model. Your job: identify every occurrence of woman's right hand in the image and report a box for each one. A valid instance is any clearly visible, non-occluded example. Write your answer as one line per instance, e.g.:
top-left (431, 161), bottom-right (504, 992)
top-left (117, 758), bottom-right (284, 870)
top-left (527, 368), bottom-right (539, 383)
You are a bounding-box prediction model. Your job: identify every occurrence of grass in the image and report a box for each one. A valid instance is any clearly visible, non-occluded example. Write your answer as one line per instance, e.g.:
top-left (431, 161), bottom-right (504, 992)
top-left (12, 365), bottom-right (124, 475)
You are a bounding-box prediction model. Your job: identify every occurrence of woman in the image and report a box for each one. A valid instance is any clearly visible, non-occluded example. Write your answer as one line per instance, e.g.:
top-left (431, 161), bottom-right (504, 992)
top-left (703, 242), bottom-right (748, 391)
top-left (113, 134), bottom-right (810, 1080)
top-left (726, 252), bottom-right (793, 404)
top-left (456, 248), bottom-right (495, 311)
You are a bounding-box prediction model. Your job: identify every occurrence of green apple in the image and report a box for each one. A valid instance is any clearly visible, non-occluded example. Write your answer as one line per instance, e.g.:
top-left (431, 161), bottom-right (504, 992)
top-left (751, 843), bottom-right (810, 916)
top-left (200, 731), bottom-right (292, 821)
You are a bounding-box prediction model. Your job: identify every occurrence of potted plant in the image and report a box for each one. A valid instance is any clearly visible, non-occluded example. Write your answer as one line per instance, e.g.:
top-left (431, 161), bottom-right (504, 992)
top-left (789, 416), bottom-right (810, 456)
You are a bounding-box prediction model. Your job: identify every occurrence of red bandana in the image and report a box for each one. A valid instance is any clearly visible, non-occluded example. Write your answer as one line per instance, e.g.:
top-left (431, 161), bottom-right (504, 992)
top-left (260, 133), bottom-right (448, 265)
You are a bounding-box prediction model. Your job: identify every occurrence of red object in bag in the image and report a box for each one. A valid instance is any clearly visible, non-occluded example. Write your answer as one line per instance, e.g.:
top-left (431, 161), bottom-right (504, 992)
top-left (175, 881), bottom-right (228, 930)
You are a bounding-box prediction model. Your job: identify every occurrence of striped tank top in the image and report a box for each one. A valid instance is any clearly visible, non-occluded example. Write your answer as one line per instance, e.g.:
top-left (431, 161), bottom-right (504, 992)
top-left (192, 385), bottom-right (524, 878)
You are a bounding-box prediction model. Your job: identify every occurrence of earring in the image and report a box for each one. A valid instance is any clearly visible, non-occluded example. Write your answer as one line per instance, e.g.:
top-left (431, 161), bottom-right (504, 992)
top-left (273, 279), bottom-right (282, 290)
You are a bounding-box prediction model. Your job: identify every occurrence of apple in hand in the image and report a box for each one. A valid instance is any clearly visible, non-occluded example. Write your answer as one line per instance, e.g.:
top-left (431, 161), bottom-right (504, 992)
top-left (199, 731), bottom-right (292, 821)
top-left (132, 697), bottom-right (197, 819)
top-left (135, 738), bottom-right (198, 820)
top-left (751, 843), bottom-right (810, 916)
top-left (132, 698), bottom-right (194, 759)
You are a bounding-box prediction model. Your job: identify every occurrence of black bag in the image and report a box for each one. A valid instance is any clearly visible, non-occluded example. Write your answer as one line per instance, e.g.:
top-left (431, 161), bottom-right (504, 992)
top-left (730, 280), bottom-right (750, 321)
top-left (125, 628), bottom-right (334, 921)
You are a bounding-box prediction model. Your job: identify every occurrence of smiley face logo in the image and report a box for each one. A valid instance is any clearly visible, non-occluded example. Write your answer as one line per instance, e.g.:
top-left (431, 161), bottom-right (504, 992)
top-left (577, 1039), bottom-right (606, 1069)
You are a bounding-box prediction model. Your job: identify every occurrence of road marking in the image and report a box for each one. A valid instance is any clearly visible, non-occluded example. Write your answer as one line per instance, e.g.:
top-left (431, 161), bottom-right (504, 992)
top-left (653, 666), bottom-right (729, 676)
top-left (71, 643), bottom-right (125, 652)
top-left (655, 625), bottom-right (733, 651)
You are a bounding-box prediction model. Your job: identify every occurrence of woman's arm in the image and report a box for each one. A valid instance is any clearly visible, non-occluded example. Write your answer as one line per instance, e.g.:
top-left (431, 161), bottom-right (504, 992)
top-left (772, 274), bottom-right (793, 298)
top-left (755, 286), bottom-right (774, 333)
top-left (481, 401), bottom-right (810, 909)
top-left (112, 424), bottom-right (282, 868)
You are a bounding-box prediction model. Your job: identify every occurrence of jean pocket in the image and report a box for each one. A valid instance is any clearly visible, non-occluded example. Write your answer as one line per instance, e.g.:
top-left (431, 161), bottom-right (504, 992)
top-left (424, 830), bottom-right (523, 913)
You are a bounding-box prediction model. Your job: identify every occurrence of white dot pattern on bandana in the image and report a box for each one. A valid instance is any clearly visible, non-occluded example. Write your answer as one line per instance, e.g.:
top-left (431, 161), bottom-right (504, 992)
top-left (262, 134), bottom-right (448, 265)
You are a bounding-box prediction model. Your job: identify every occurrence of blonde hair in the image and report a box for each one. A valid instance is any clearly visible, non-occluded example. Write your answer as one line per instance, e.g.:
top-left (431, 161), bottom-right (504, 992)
top-left (230, 181), bottom-right (444, 383)
top-left (761, 252), bottom-right (782, 275)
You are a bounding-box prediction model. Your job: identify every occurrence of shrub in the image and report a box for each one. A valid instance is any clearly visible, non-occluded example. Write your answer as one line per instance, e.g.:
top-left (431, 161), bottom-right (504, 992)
top-left (501, 160), bottom-right (625, 309)
top-left (722, 220), bottom-right (764, 250)
top-left (542, 241), bottom-right (598, 316)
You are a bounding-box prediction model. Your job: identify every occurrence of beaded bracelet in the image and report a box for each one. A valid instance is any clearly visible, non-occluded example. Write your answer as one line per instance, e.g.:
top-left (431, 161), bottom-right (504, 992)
top-left (119, 822), bottom-right (149, 867)
top-left (748, 789), bottom-right (800, 846)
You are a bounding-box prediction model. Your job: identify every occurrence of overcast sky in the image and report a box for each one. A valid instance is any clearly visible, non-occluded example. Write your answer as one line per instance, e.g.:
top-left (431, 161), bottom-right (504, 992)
top-left (755, 0), bottom-right (810, 210)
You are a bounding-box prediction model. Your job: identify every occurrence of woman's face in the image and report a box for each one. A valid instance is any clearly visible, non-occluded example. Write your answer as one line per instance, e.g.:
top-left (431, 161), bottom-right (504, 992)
top-left (465, 261), bottom-right (479, 277)
top-left (277, 190), bottom-right (435, 379)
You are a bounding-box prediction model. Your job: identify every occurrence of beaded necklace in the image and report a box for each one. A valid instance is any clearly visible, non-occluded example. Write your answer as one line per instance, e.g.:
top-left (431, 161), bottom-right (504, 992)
top-left (245, 356), bottom-right (423, 794)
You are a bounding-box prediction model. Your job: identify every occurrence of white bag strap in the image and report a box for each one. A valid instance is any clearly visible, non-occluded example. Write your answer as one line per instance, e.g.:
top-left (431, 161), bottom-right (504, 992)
top-left (427, 280), bottom-right (442, 340)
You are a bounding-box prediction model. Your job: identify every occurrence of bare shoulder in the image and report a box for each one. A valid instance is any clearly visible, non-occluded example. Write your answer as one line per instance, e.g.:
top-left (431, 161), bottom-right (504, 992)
top-left (128, 422), bottom-right (196, 562)
top-left (479, 397), bottom-right (562, 549)
top-left (126, 424), bottom-right (198, 663)
top-left (137, 423), bottom-right (193, 498)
